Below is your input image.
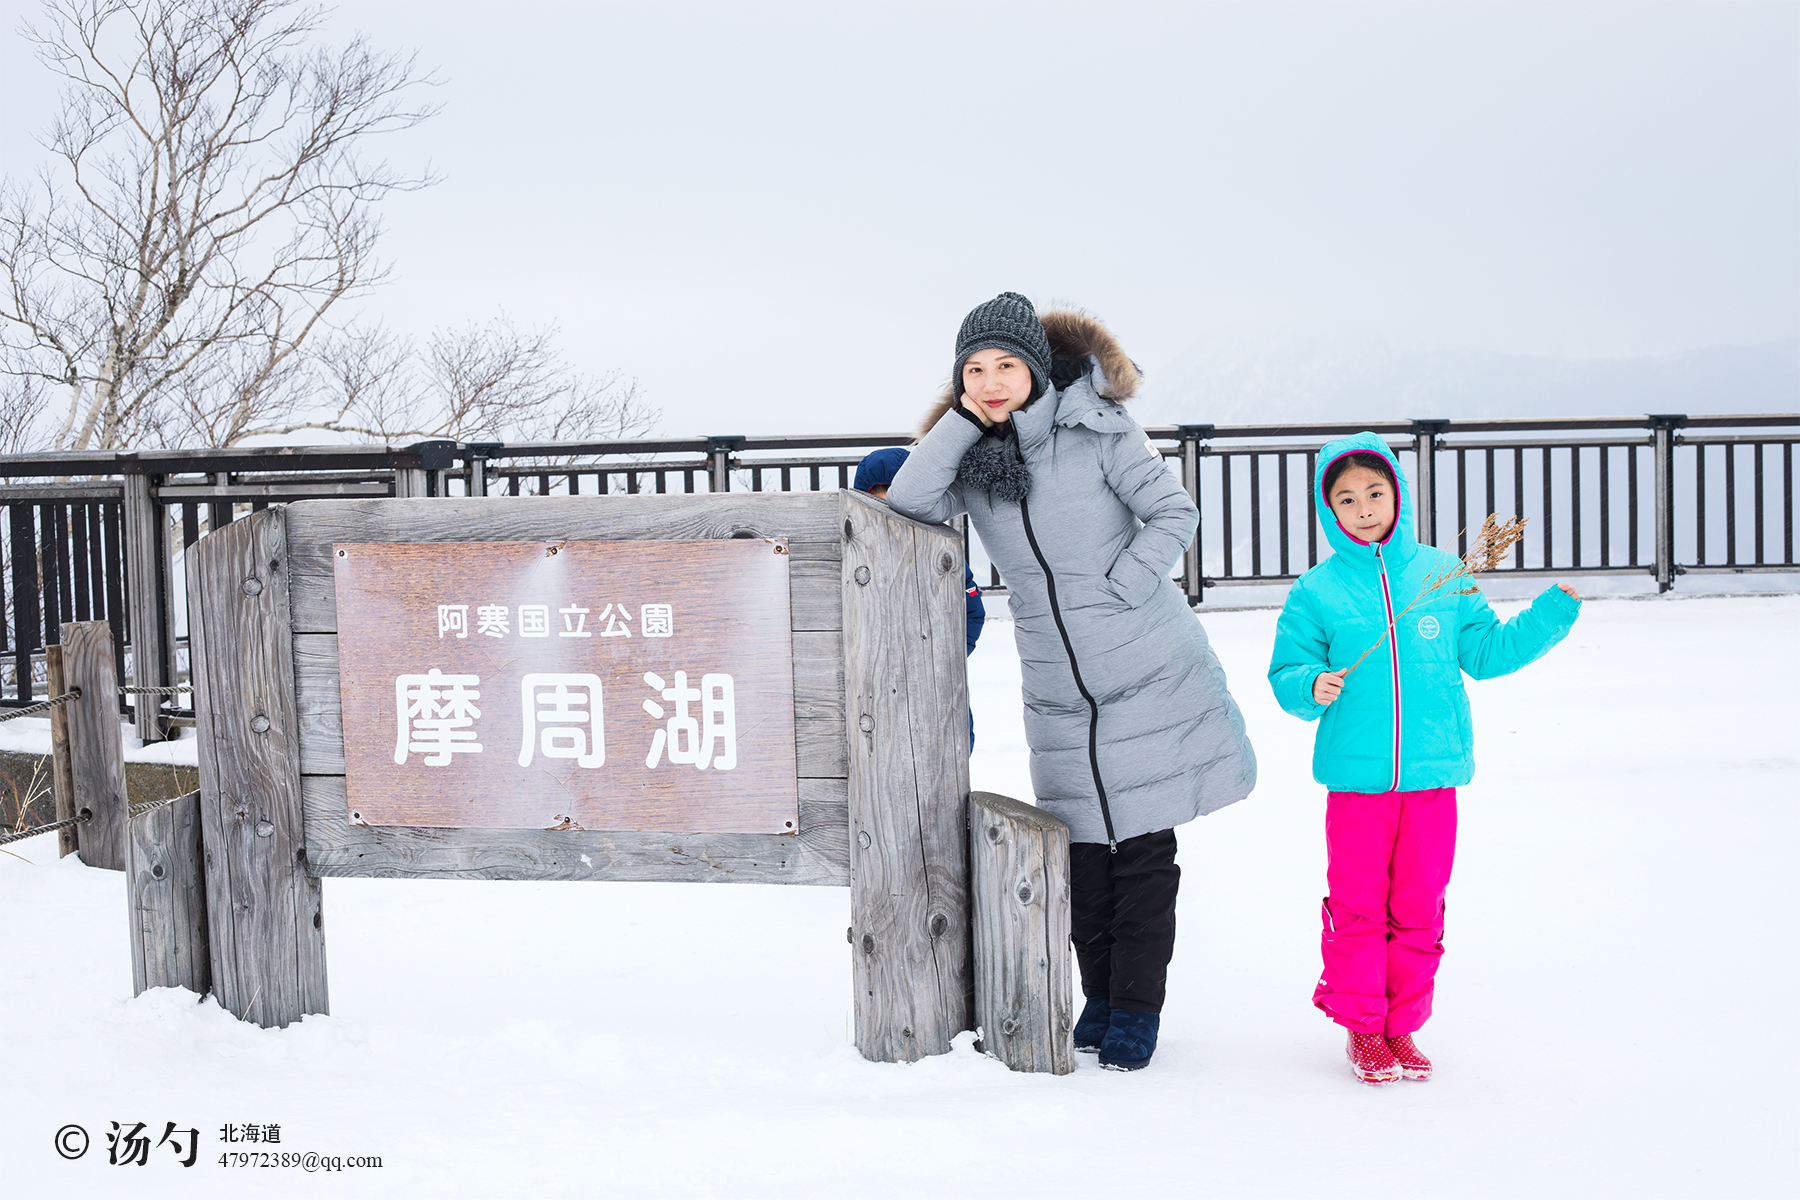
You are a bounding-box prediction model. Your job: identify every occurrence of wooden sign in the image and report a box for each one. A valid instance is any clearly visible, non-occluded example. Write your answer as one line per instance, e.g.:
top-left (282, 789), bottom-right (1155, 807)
top-left (332, 539), bottom-right (797, 832)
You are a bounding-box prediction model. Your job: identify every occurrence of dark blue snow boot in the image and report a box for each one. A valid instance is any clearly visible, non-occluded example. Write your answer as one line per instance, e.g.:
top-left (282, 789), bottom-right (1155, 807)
top-left (1098, 1009), bottom-right (1160, 1071)
top-left (1073, 996), bottom-right (1110, 1052)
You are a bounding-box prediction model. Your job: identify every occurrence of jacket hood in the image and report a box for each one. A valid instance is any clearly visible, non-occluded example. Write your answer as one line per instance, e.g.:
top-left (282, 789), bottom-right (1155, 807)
top-left (853, 447), bottom-right (910, 492)
top-left (1314, 431), bottom-right (1418, 568)
top-left (918, 306), bottom-right (1140, 438)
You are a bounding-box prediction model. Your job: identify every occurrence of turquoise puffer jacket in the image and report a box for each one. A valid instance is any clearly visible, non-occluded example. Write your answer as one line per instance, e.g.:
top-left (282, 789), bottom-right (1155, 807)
top-left (1267, 432), bottom-right (1581, 793)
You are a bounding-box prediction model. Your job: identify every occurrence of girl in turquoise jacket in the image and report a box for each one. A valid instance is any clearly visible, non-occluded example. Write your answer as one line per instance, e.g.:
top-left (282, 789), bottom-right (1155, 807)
top-left (1268, 431), bottom-right (1580, 1085)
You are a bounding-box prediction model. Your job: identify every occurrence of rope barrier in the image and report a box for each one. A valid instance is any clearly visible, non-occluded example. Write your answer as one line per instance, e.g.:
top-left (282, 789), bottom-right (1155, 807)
top-left (0, 808), bottom-right (88, 846)
top-left (2, 790), bottom-right (202, 846)
top-left (0, 685), bottom-right (192, 721)
top-left (129, 790), bottom-right (199, 818)
top-left (0, 688), bottom-right (81, 723)
top-left (0, 670), bottom-right (197, 846)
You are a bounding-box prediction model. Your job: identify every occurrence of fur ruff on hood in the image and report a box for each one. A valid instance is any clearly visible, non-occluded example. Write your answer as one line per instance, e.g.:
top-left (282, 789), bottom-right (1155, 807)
top-left (918, 306), bottom-right (1140, 437)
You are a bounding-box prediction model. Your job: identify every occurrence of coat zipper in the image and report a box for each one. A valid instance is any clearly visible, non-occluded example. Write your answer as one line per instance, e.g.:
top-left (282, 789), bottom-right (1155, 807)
top-left (1375, 543), bottom-right (1402, 793)
top-left (1019, 494), bottom-right (1119, 852)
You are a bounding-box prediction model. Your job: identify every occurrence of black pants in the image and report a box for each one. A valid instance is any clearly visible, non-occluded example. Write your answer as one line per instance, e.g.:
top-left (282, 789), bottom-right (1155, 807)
top-left (1070, 828), bottom-right (1180, 1014)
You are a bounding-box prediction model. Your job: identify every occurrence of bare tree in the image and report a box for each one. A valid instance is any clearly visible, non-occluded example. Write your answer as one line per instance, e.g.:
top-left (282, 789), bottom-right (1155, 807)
top-left (0, 0), bottom-right (439, 451)
top-left (291, 314), bottom-right (661, 445)
top-left (302, 320), bottom-right (421, 441)
top-left (0, 373), bottom-right (51, 454)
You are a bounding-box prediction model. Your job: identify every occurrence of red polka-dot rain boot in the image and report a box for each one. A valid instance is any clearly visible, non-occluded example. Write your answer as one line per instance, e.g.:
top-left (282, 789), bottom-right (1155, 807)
top-left (1386, 1033), bottom-right (1432, 1081)
top-left (1346, 1031), bottom-right (1402, 1085)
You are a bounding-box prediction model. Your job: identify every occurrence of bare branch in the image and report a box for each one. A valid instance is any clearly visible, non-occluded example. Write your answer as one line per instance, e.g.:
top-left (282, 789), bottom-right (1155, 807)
top-left (252, 315), bottom-right (662, 449)
top-left (1, 0), bottom-right (440, 450)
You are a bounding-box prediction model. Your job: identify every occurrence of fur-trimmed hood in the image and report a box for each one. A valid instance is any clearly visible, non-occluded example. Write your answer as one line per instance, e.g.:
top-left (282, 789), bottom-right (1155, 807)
top-left (918, 306), bottom-right (1140, 437)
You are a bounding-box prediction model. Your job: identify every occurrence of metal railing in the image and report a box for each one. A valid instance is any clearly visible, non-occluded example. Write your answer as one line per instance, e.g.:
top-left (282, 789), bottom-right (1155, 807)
top-left (1168, 414), bottom-right (1797, 598)
top-left (0, 485), bottom-right (128, 709)
top-left (0, 413), bottom-right (1792, 729)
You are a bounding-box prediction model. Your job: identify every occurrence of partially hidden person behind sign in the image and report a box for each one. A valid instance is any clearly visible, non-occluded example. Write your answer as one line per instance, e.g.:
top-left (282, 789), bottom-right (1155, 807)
top-left (886, 292), bottom-right (1257, 1071)
top-left (854, 447), bottom-right (986, 746)
top-left (1266, 433), bottom-right (1581, 1086)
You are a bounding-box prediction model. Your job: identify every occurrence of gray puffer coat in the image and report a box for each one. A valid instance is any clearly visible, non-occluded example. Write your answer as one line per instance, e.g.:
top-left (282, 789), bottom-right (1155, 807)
top-left (888, 311), bottom-right (1256, 844)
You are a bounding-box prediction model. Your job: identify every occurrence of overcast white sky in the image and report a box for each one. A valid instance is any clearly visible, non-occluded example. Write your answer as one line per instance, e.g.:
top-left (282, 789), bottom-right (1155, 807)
top-left (3, 0), bottom-right (1796, 437)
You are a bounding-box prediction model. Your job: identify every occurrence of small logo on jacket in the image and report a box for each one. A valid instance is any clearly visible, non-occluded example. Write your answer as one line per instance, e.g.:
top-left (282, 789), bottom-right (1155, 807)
top-left (1417, 615), bottom-right (1440, 639)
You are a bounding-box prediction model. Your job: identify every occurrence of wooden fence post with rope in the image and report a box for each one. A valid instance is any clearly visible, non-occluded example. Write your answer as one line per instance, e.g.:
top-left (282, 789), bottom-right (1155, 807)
top-left (45, 645), bottom-right (80, 858)
top-left (60, 620), bottom-right (129, 871)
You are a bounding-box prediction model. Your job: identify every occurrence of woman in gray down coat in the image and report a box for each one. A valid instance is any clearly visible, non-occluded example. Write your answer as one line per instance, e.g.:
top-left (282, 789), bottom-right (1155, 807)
top-left (888, 292), bottom-right (1257, 1070)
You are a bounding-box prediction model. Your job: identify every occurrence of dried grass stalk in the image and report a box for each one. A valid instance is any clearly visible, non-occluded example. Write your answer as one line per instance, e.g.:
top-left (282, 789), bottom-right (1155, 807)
top-left (1342, 515), bottom-right (1529, 676)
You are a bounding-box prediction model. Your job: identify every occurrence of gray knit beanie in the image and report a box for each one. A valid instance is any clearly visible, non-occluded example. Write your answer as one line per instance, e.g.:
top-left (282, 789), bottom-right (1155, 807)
top-left (954, 291), bottom-right (1052, 400)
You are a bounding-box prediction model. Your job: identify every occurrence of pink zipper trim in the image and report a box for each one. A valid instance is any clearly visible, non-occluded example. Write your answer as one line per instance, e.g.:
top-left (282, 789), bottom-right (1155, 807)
top-left (1376, 544), bottom-right (1402, 792)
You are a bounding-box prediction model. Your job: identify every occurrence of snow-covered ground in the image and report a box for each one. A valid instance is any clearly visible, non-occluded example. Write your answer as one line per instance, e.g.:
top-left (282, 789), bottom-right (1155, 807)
top-left (3, 594), bottom-right (1794, 1198)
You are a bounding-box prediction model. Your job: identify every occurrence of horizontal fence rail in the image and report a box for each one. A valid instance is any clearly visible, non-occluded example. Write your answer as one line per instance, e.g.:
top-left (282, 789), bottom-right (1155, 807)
top-left (0, 414), bottom-right (1792, 724)
top-left (1166, 415), bottom-right (1797, 599)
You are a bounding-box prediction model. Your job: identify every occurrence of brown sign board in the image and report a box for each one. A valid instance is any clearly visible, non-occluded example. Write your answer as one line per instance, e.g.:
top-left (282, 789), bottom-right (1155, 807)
top-left (332, 539), bottom-right (798, 832)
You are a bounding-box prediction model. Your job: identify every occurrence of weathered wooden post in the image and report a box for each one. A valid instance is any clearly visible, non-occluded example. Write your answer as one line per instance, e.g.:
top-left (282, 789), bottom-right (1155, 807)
top-left (840, 489), bottom-right (972, 1062)
top-left (60, 620), bottom-right (129, 871)
top-left (186, 508), bottom-right (328, 1028)
top-left (46, 644), bottom-right (80, 858)
top-left (127, 791), bottom-right (210, 997)
top-left (969, 790), bottom-right (1074, 1075)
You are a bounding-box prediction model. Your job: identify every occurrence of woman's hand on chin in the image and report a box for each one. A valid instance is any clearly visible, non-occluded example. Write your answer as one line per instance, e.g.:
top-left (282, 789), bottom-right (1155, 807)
top-left (961, 392), bottom-right (1003, 426)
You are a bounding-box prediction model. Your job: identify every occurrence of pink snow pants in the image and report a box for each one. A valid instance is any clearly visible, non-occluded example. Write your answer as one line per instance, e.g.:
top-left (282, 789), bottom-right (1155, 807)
top-left (1312, 787), bottom-right (1457, 1037)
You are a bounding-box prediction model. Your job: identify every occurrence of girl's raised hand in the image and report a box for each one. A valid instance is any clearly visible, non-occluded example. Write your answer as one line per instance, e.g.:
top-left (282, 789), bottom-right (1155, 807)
top-left (1556, 583), bottom-right (1580, 600)
top-left (1313, 669), bottom-right (1348, 705)
top-left (959, 391), bottom-right (997, 427)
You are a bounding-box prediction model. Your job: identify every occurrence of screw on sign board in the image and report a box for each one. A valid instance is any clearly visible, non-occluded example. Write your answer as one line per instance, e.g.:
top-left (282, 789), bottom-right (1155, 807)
top-left (331, 539), bottom-right (798, 833)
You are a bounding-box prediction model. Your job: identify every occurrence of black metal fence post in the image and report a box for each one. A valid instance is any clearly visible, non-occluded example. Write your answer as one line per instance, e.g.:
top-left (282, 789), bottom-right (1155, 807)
top-left (122, 467), bottom-right (170, 743)
top-left (707, 436), bottom-right (745, 493)
top-left (404, 440), bottom-right (458, 498)
top-left (1412, 420), bottom-right (1449, 548)
top-left (1177, 425), bottom-right (1212, 604)
top-left (10, 503), bottom-right (40, 702)
top-left (1650, 414), bottom-right (1686, 593)
top-left (462, 442), bottom-right (503, 497)
top-left (395, 440), bottom-right (454, 498)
